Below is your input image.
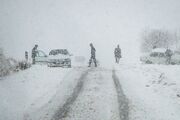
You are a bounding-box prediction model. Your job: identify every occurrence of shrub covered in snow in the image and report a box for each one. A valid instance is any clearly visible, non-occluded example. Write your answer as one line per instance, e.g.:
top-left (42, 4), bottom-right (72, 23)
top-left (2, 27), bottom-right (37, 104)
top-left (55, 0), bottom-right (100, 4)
top-left (0, 48), bottom-right (11, 77)
top-left (18, 61), bottom-right (31, 70)
top-left (0, 48), bottom-right (31, 77)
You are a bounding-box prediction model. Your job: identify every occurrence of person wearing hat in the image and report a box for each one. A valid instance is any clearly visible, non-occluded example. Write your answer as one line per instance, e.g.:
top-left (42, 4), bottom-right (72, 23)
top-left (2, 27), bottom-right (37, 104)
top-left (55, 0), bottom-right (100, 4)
top-left (31, 44), bottom-right (38, 64)
top-left (88, 43), bottom-right (97, 67)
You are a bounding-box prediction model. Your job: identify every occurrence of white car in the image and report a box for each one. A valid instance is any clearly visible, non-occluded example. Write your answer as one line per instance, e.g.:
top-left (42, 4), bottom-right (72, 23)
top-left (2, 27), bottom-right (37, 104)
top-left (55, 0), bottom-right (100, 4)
top-left (140, 48), bottom-right (180, 65)
top-left (47, 49), bottom-right (72, 67)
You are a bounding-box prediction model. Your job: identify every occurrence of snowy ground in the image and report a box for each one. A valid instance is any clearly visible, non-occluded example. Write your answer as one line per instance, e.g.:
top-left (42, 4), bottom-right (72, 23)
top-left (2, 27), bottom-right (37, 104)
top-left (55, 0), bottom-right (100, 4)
top-left (61, 68), bottom-right (120, 120)
top-left (0, 65), bottom-right (88, 120)
top-left (0, 61), bottom-right (180, 120)
top-left (115, 62), bottom-right (180, 120)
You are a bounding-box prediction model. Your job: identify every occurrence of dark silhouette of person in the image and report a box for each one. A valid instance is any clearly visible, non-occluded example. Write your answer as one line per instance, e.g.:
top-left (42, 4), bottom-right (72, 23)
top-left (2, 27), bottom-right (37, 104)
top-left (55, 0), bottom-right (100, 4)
top-left (114, 45), bottom-right (121, 63)
top-left (31, 44), bottom-right (38, 64)
top-left (88, 43), bottom-right (97, 67)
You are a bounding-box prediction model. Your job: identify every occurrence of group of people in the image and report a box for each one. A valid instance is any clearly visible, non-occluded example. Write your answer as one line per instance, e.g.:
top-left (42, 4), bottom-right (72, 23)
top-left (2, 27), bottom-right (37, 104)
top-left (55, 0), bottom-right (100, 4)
top-left (29, 43), bottom-right (122, 66)
top-left (27, 43), bottom-right (175, 66)
top-left (88, 43), bottom-right (122, 67)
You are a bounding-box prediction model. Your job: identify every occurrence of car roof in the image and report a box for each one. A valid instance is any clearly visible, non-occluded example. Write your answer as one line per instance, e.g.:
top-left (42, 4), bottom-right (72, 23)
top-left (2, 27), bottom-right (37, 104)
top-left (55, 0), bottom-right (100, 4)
top-left (50, 49), bottom-right (67, 51)
top-left (151, 48), bottom-right (167, 53)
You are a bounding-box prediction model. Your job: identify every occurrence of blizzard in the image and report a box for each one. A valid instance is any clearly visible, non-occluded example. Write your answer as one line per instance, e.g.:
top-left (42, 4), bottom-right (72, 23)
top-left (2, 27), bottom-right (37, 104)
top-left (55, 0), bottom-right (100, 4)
top-left (0, 59), bottom-right (180, 120)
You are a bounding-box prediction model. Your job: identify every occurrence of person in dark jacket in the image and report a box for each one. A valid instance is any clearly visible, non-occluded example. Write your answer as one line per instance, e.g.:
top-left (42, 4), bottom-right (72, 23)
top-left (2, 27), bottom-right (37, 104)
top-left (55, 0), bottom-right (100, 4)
top-left (114, 45), bottom-right (121, 63)
top-left (88, 43), bottom-right (97, 67)
top-left (31, 45), bottom-right (38, 64)
top-left (165, 48), bottom-right (173, 64)
top-left (25, 51), bottom-right (28, 62)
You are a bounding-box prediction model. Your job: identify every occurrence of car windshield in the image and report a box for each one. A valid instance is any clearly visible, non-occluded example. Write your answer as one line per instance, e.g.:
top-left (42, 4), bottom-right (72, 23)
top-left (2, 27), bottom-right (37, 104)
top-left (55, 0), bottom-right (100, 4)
top-left (49, 49), bottom-right (69, 55)
top-left (37, 50), bottom-right (47, 57)
top-left (150, 52), bottom-right (165, 57)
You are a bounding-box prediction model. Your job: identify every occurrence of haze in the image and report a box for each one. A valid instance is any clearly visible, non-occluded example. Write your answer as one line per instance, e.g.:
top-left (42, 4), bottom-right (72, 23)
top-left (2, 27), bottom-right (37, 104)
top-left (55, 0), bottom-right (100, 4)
top-left (0, 0), bottom-right (180, 65)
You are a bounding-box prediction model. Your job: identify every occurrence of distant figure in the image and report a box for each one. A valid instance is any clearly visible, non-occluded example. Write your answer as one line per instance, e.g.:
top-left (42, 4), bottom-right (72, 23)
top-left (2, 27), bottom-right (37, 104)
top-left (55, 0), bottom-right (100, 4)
top-left (25, 51), bottom-right (28, 61)
top-left (114, 45), bottom-right (121, 63)
top-left (153, 45), bottom-right (157, 49)
top-left (88, 43), bottom-right (97, 67)
top-left (165, 48), bottom-right (173, 64)
top-left (31, 44), bottom-right (38, 64)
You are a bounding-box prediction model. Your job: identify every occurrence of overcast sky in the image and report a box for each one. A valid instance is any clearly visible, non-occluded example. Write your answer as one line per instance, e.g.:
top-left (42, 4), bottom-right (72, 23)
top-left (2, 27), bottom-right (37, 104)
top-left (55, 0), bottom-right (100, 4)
top-left (0, 0), bottom-right (180, 63)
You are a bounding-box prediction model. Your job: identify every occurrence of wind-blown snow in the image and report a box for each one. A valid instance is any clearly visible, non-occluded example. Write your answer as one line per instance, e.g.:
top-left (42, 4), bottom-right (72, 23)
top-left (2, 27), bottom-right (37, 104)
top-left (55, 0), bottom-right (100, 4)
top-left (1, 0), bottom-right (180, 65)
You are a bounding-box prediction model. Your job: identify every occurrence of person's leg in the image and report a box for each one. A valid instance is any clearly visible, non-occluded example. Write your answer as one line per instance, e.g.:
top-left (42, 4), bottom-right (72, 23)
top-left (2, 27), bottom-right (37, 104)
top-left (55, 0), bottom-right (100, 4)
top-left (117, 57), bottom-right (119, 63)
top-left (94, 58), bottom-right (97, 67)
top-left (88, 57), bottom-right (92, 67)
top-left (116, 57), bottom-right (118, 63)
top-left (32, 58), bottom-right (35, 64)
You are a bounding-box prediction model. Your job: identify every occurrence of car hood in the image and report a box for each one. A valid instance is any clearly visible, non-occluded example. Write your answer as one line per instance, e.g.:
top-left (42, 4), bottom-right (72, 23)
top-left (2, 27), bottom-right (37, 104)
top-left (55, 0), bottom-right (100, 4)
top-left (48, 54), bottom-right (71, 60)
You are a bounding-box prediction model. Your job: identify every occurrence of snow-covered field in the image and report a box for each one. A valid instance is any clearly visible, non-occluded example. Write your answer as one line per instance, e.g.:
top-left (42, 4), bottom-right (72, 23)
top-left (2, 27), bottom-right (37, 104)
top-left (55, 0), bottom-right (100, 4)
top-left (0, 62), bottom-right (180, 120)
top-left (115, 62), bottom-right (180, 120)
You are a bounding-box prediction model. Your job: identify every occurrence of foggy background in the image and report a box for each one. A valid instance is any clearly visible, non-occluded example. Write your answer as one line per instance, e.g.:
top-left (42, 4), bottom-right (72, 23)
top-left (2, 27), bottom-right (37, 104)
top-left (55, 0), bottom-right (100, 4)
top-left (1, 0), bottom-right (180, 65)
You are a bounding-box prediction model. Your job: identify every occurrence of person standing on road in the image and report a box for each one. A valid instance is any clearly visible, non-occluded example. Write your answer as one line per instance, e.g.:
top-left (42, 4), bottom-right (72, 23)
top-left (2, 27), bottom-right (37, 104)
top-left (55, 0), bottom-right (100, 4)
top-left (31, 44), bottom-right (38, 64)
top-left (165, 48), bottom-right (173, 64)
top-left (25, 51), bottom-right (28, 62)
top-left (88, 43), bottom-right (97, 67)
top-left (114, 45), bottom-right (121, 64)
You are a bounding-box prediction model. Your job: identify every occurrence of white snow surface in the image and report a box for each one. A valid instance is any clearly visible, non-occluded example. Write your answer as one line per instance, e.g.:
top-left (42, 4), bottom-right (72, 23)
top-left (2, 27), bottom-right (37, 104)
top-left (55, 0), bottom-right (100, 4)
top-left (0, 65), bottom-right (88, 120)
top-left (0, 61), bottom-right (180, 120)
top-left (115, 62), bottom-right (180, 120)
top-left (151, 48), bottom-right (167, 53)
top-left (62, 68), bottom-right (120, 120)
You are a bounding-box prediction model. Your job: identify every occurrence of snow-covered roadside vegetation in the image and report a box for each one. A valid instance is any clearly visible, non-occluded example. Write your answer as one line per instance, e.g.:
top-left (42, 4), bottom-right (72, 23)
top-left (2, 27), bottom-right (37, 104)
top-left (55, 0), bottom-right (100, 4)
top-left (0, 48), bottom-right (15, 77)
top-left (140, 29), bottom-right (180, 52)
top-left (0, 48), bottom-right (30, 77)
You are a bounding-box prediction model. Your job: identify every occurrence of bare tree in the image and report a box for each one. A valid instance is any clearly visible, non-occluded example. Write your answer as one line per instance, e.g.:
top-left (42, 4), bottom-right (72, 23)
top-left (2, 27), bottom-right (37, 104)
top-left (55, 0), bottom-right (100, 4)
top-left (141, 29), bottom-right (175, 52)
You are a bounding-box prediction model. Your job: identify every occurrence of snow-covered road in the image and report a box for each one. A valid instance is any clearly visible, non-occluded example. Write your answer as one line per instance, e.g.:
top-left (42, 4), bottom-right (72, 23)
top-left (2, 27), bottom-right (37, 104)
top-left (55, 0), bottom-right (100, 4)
top-left (0, 63), bottom-right (180, 120)
top-left (59, 68), bottom-right (127, 120)
top-left (0, 65), bottom-right (90, 120)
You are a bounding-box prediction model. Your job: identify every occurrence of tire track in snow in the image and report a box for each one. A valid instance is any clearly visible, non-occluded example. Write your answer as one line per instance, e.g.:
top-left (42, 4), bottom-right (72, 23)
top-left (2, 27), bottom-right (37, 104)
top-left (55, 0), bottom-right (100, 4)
top-left (52, 68), bottom-right (92, 120)
top-left (112, 69), bottom-right (129, 120)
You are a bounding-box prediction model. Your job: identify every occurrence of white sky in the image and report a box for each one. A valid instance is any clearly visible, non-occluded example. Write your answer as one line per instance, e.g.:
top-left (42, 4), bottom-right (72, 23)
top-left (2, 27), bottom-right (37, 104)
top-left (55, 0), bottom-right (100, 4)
top-left (0, 0), bottom-right (180, 63)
